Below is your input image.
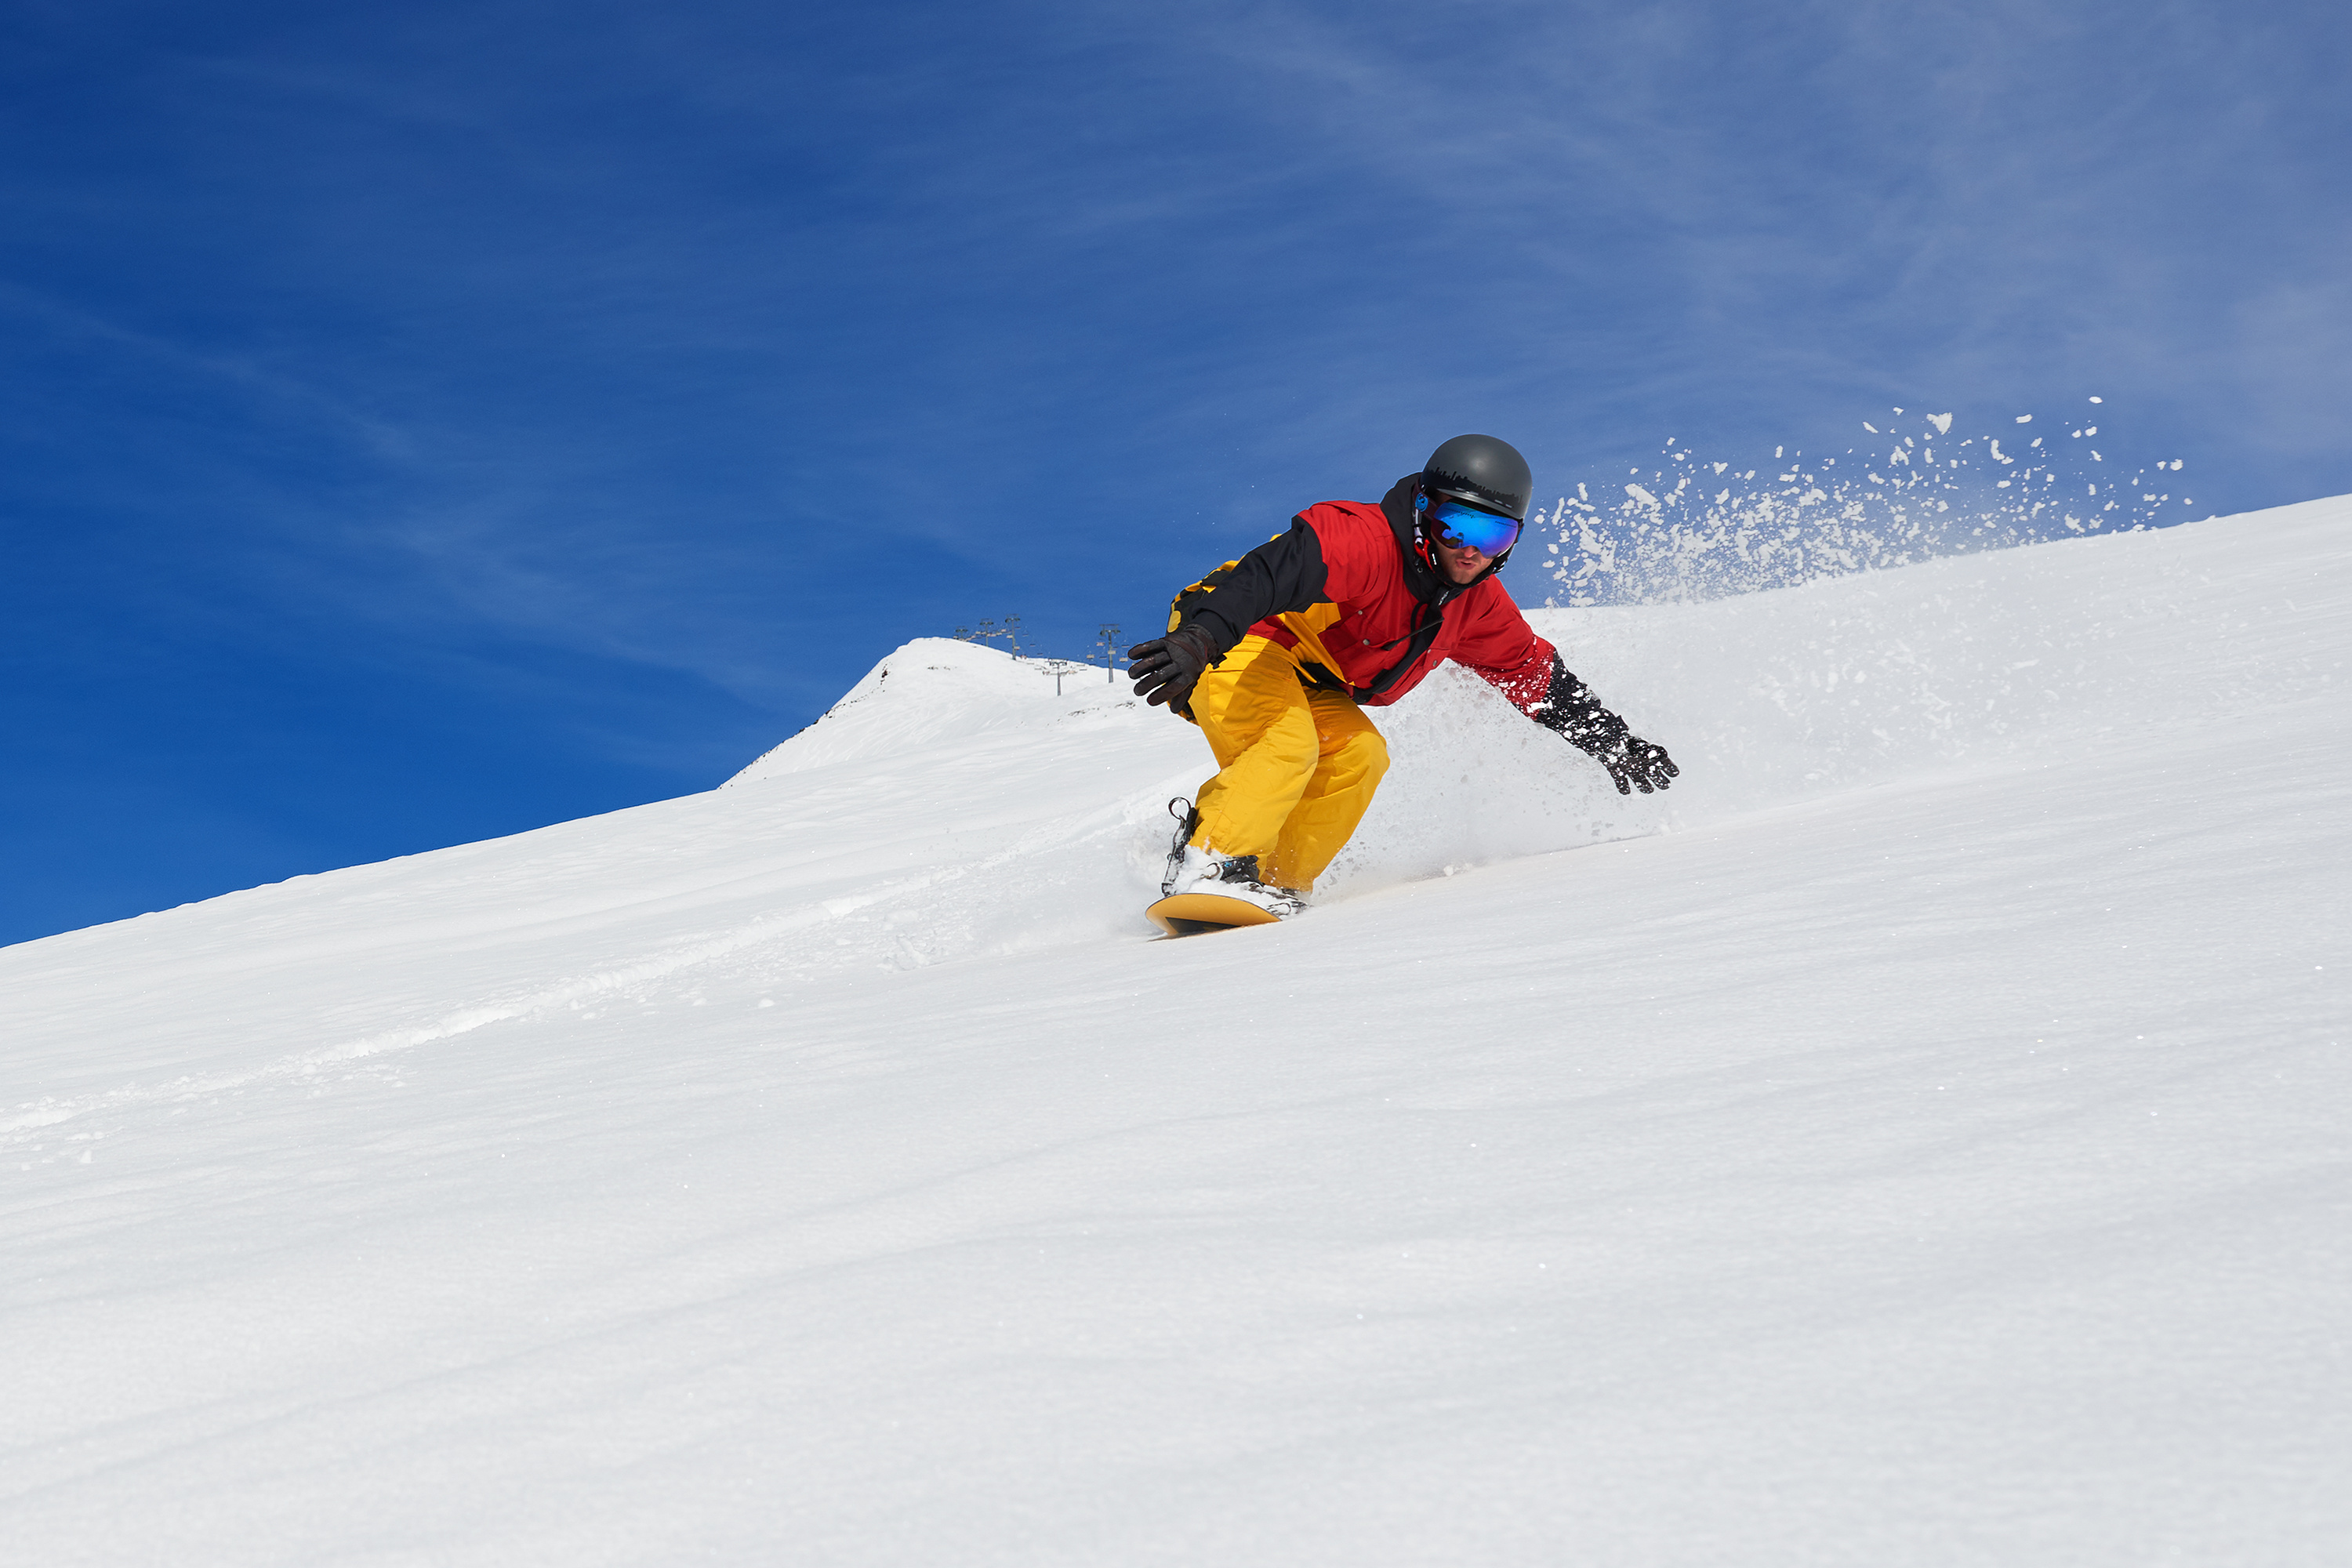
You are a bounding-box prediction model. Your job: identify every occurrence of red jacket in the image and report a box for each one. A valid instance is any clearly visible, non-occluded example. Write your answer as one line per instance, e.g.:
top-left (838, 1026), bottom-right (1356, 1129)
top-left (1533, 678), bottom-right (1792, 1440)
top-left (1168, 475), bottom-right (1556, 717)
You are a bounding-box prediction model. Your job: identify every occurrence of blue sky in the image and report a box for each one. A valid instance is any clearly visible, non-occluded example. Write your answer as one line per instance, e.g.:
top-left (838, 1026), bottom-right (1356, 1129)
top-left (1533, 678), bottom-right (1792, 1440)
top-left (4, 0), bottom-right (2347, 946)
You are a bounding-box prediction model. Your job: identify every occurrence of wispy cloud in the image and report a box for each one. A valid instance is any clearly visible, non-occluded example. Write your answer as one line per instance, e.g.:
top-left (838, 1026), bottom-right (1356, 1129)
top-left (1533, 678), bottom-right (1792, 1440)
top-left (1101, 0), bottom-right (2350, 487)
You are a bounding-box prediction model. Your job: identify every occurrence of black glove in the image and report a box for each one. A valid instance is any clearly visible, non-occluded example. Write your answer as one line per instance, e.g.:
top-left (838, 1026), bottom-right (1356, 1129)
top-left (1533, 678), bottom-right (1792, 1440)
top-left (1530, 656), bottom-right (1679, 796)
top-left (1127, 623), bottom-right (1218, 710)
top-left (1593, 734), bottom-right (1679, 795)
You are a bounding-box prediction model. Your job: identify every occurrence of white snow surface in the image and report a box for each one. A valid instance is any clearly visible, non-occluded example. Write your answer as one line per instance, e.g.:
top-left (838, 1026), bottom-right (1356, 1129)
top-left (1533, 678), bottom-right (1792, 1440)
top-left (5, 496), bottom-right (2350, 1565)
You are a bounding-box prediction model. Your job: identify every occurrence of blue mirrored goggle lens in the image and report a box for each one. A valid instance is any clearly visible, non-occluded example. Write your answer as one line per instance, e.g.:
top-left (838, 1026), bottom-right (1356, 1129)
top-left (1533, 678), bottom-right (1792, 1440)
top-left (1425, 498), bottom-right (1522, 557)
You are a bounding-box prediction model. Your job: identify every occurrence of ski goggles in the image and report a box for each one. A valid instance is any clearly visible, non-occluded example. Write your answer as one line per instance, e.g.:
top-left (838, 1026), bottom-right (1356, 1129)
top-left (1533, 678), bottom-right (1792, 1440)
top-left (1417, 493), bottom-right (1523, 557)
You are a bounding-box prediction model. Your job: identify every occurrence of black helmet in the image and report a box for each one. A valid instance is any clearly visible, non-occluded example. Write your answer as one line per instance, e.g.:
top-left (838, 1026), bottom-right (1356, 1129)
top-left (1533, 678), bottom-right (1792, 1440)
top-left (1421, 434), bottom-right (1532, 521)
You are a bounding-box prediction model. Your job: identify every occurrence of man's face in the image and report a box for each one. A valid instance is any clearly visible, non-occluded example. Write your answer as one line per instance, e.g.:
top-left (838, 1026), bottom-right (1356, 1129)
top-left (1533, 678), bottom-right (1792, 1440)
top-left (1431, 535), bottom-right (1492, 585)
top-left (1421, 491), bottom-right (1519, 585)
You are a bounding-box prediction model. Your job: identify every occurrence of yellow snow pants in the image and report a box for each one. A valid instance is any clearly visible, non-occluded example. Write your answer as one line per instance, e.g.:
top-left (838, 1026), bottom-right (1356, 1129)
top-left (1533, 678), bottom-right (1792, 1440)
top-left (1187, 635), bottom-right (1389, 890)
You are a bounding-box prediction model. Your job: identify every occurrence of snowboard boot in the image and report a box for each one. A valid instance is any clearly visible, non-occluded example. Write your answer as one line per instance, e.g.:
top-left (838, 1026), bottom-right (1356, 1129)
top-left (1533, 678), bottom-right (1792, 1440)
top-left (1160, 801), bottom-right (1305, 918)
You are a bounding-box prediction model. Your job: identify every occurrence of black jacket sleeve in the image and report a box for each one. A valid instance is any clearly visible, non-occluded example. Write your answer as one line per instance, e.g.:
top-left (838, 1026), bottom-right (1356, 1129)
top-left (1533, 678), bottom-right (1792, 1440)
top-left (1168, 518), bottom-right (1330, 659)
top-left (1525, 653), bottom-right (1629, 753)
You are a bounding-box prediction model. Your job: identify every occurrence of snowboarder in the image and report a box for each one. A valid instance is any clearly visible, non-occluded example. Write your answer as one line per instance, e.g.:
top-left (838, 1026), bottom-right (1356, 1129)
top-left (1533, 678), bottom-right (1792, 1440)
top-left (1128, 434), bottom-right (1677, 927)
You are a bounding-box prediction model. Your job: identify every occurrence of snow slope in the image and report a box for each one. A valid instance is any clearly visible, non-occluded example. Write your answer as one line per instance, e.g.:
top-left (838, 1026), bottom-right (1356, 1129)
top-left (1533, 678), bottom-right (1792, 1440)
top-left (5, 495), bottom-right (2348, 1566)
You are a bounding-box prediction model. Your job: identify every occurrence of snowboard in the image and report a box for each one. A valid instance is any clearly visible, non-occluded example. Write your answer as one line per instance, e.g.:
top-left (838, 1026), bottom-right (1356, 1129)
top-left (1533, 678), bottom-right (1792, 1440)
top-left (1145, 891), bottom-right (1285, 938)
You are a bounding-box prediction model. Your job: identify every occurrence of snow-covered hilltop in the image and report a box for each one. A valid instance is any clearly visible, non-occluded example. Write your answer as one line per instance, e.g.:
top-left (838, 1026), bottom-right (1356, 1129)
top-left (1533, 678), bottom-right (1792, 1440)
top-left (5, 497), bottom-right (2348, 1564)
